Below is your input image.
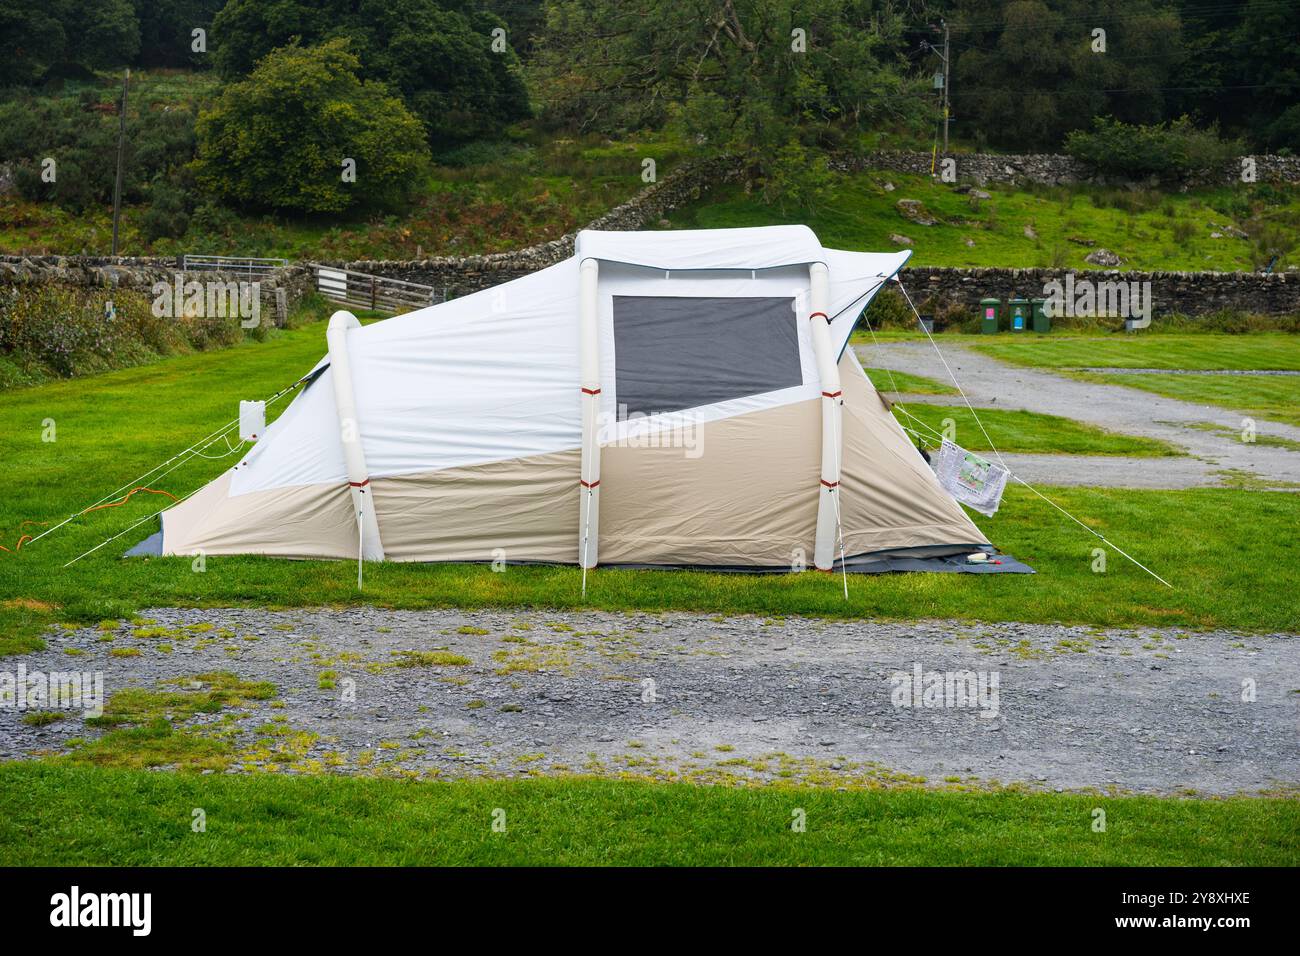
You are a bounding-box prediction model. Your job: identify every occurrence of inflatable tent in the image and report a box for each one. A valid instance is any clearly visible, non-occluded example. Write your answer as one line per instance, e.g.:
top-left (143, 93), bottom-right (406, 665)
top-left (145, 226), bottom-right (1003, 573)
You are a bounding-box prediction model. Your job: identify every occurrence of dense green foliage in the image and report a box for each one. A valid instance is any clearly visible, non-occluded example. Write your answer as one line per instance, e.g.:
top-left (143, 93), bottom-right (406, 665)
top-left (194, 40), bottom-right (430, 214)
top-left (210, 0), bottom-right (530, 146)
top-left (946, 0), bottom-right (1182, 150)
top-left (132, 0), bottom-right (228, 68)
top-left (0, 0), bottom-right (141, 84)
top-left (0, 88), bottom-right (197, 214)
top-left (535, 0), bottom-right (925, 203)
top-left (0, 285), bottom-right (335, 388)
top-left (4, 0), bottom-right (1296, 158)
top-left (1064, 117), bottom-right (1243, 183)
top-left (944, 0), bottom-right (1298, 151)
top-left (0, 0), bottom-right (227, 84)
top-left (2, 1), bottom-right (1298, 252)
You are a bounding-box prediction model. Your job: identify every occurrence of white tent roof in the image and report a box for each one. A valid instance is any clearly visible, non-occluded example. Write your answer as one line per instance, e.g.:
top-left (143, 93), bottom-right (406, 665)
top-left (576, 225), bottom-right (825, 270)
top-left (227, 228), bottom-right (912, 498)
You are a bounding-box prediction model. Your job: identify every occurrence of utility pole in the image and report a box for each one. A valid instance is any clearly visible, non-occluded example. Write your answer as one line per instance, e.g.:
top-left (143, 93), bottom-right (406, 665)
top-left (941, 19), bottom-right (950, 155)
top-left (923, 22), bottom-right (951, 166)
top-left (110, 68), bottom-right (130, 258)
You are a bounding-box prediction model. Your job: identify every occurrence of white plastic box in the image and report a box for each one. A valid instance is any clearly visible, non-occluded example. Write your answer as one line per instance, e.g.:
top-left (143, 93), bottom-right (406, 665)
top-left (239, 400), bottom-right (266, 442)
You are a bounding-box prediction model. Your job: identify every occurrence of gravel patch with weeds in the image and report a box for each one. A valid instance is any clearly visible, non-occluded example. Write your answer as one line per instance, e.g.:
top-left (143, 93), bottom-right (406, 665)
top-left (2, 607), bottom-right (1295, 796)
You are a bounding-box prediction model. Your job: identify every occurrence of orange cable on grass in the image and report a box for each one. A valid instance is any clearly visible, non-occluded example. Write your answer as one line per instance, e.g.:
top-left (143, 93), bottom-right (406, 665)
top-left (0, 488), bottom-right (177, 556)
top-left (80, 487), bottom-right (179, 514)
top-left (1, 533), bottom-right (35, 553)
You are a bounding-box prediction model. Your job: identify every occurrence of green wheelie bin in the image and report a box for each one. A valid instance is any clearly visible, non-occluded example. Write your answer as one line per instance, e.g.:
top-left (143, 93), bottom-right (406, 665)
top-left (1007, 297), bottom-right (1030, 332)
top-left (980, 297), bottom-right (1000, 334)
top-left (1031, 298), bottom-right (1051, 333)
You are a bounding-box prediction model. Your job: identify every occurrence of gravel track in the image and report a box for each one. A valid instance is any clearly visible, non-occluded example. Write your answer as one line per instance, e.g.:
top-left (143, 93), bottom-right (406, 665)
top-left (3, 607), bottom-right (1295, 796)
top-left (855, 340), bottom-right (1300, 489)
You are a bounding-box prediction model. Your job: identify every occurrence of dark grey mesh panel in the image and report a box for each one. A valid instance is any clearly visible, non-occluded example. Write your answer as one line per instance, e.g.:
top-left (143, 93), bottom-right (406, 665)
top-left (612, 295), bottom-right (802, 418)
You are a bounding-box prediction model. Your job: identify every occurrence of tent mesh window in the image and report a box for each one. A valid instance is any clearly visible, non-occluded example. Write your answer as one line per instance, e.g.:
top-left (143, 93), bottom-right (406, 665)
top-left (611, 295), bottom-right (802, 418)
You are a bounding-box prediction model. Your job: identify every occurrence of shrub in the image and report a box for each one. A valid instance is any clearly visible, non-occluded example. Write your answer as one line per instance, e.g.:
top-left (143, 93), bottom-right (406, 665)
top-left (210, 0), bottom-right (529, 147)
top-left (0, 91), bottom-right (197, 213)
top-left (859, 288), bottom-right (916, 331)
top-left (1065, 117), bottom-right (1243, 184)
top-left (0, 282), bottom-right (314, 386)
top-left (138, 180), bottom-right (191, 243)
top-left (194, 40), bottom-right (430, 215)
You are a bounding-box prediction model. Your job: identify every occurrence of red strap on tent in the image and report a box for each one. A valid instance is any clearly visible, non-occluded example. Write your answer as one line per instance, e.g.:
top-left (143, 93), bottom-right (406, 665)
top-left (822, 390), bottom-right (842, 399)
top-left (348, 479), bottom-right (370, 488)
top-left (579, 479), bottom-right (600, 489)
top-left (810, 311), bottom-right (828, 321)
top-left (820, 479), bottom-right (839, 488)
top-left (581, 387), bottom-right (601, 396)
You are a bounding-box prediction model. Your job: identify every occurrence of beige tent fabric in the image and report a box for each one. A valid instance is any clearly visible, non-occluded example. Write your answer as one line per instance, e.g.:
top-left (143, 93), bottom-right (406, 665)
top-left (164, 451), bottom-right (580, 563)
top-left (160, 353), bottom-right (986, 565)
top-left (838, 353), bottom-right (989, 554)
top-left (596, 358), bottom-right (986, 566)
top-left (161, 471), bottom-right (357, 559)
top-left (600, 401), bottom-right (821, 566)
top-left (370, 449), bottom-right (578, 563)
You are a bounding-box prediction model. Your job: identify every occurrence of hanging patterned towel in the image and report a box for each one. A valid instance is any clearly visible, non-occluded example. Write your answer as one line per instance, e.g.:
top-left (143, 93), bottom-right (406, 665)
top-left (935, 439), bottom-right (1008, 517)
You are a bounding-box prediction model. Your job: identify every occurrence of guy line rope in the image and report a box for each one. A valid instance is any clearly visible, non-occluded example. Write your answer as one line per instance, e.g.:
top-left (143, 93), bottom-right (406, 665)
top-left (23, 372), bottom-right (318, 567)
top-left (879, 278), bottom-right (1174, 590)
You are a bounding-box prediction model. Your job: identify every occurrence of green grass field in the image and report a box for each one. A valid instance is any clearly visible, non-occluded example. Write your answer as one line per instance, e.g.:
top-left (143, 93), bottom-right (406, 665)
top-left (1, 764), bottom-right (1295, 866)
top-left (664, 171), bottom-right (1300, 272)
top-left (861, 365), bottom-right (1182, 454)
top-left (1, 322), bottom-right (1297, 662)
top-left (2, 319), bottom-right (1296, 868)
top-left (863, 366), bottom-right (956, 395)
top-left (1064, 372), bottom-right (1300, 429)
top-left (891, 404), bottom-right (1182, 457)
top-left (962, 333), bottom-right (1300, 427)
top-left (968, 334), bottom-right (1300, 371)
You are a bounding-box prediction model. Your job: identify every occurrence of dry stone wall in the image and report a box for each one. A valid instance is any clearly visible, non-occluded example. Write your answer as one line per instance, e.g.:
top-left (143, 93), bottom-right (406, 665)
top-left (831, 150), bottom-right (1300, 187)
top-left (323, 157), bottom-right (742, 297)
top-left (899, 265), bottom-right (1300, 318)
top-left (0, 255), bottom-right (313, 327)
top-left (5, 153), bottom-right (1297, 322)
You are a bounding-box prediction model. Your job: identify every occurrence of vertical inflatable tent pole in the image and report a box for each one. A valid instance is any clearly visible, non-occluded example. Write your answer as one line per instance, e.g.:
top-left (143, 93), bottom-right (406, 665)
top-left (578, 258), bottom-right (602, 586)
top-left (326, 310), bottom-right (385, 587)
top-left (808, 262), bottom-right (842, 573)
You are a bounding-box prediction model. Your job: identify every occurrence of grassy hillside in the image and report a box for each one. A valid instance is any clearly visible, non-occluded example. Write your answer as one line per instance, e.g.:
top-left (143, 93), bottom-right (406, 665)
top-left (0, 68), bottom-right (691, 261)
top-left (0, 69), bottom-right (685, 260)
top-left (6, 70), bottom-right (1298, 270)
top-left (1, 132), bottom-right (684, 261)
top-left (663, 171), bottom-right (1300, 273)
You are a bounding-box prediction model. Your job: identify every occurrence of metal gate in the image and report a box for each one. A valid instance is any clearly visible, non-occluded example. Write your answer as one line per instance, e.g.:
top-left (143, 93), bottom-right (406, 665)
top-left (181, 254), bottom-right (288, 277)
top-left (309, 263), bottom-right (440, 315)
